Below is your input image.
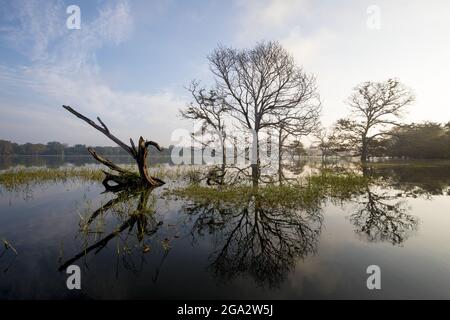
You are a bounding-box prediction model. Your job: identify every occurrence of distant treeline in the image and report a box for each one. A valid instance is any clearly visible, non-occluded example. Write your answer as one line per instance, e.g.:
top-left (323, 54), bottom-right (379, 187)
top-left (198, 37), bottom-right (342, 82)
top-left (0, 140), bottom-right (173, 157)
top-left (1, 122), bottom-right (449, 159)
top-left (319, 121), bottom-right (450, 159)
top-left (373, 122), bottom-right (450, 159)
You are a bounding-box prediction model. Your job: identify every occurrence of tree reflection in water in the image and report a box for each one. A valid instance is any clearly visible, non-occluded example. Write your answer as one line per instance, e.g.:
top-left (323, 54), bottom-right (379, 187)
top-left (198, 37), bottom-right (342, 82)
top-left (57, 160), bottom-right (450, 286)
top-left (348, 185), bottom-right (419, 245)
top-left (363, 163), bottom-right (450, 196)
top-left (183, 192), bottom-right (323, 288)
top-left (349, 162), bottom-right (450, 245)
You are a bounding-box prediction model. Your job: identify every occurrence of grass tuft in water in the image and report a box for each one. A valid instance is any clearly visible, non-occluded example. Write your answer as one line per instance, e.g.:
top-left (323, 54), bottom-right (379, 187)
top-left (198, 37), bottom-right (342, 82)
top-left (167, 172), bottom-right (370, 207)
top-left (0, 168), bottom-right (104, 191)
top-left (2, 239), bottom-right (18, 255)
top-left (0, 165), bottom-right (206, 191)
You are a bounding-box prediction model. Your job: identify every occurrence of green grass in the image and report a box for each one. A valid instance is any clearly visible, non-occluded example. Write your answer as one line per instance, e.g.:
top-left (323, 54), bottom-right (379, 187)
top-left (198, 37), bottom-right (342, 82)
top-left (167, 172), bottom-right (370, 208)
top-left (2, 239), bottom-right (18, 255)
top-left (0, 165), bottom-right (370, 207)
top-left (0, 165), bottom-right (205, 191)
top-left (306, 171), bottom-right (370, 198)
top-left (0, 167), bottom-right (104, 191)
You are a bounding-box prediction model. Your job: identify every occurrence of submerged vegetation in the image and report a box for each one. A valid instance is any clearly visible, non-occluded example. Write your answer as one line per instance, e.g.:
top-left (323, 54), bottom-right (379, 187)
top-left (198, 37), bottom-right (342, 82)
top-left (168, 171), bottom-right (370, 207)
top-left (0, 167), bottom-right (104, 191)
top-left (0, 165), bottom-right (205, 192)
top-left (2, 239), bottom-right (18, 255)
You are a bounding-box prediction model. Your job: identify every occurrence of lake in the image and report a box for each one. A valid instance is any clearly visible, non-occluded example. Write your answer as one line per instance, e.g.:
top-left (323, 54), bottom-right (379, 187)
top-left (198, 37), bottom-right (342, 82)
top-left (1, 156), bottom-right (450, 299)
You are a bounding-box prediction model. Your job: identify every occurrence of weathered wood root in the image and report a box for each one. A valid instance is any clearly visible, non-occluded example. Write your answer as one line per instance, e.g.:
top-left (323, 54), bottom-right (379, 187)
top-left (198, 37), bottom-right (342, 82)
top-left (62, 105), bottom-right (165, 189)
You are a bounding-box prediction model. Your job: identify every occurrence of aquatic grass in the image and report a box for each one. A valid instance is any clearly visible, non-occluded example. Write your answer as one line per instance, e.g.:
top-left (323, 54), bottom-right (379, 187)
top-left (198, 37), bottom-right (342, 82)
top-left (0, 167), bottom-right (104, 191)
top-left (305, 171), bottom-right (370, 198)
top-left (2, 239), bottom-right (18, 255)
top-left (167, 172), bottom-right (370, 208)
top-left (0, 165), bottom-right (205, 191)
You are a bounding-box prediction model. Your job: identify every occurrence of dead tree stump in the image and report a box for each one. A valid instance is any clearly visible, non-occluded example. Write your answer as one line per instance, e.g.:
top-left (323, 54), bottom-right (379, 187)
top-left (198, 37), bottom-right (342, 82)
top-left (62, 105), bottom-right (165, 190)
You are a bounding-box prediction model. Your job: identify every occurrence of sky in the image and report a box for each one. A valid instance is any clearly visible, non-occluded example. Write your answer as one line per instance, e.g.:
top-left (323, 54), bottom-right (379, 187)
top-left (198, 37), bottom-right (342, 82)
top-left (0, 0), bottom-right (449, 147)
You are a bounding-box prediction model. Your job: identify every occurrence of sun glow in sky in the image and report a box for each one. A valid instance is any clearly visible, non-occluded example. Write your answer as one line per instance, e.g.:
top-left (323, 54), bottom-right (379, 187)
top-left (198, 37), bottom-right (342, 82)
top-left (0, 0), bottom-right (449, 146)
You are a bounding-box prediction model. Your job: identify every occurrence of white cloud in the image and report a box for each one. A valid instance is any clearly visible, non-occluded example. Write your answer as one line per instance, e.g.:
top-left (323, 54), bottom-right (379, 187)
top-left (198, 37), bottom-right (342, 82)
top-left (281, 26), bottom-right (336, 66)
top-left (276, 1), bottom-right (450, 128)
top-left (0, 0), bottom-right (187, 146)
top-left (233, 0), bottom-right (310, 44)
top-left (0, 0), bottom-right (66, 61)
top-left (0, 65), bottom-right (187, 145)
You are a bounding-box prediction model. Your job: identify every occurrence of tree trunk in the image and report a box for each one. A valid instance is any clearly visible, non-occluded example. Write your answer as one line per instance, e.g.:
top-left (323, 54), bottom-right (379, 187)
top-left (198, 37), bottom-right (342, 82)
top-left (221, 134), bottom-right (227, 180)
top-left (251, 131), bottom-right (260, 187)
top-left (278, 128), bottom-right (283, 185)
top-left (361, 139), bottom-right (368, 162)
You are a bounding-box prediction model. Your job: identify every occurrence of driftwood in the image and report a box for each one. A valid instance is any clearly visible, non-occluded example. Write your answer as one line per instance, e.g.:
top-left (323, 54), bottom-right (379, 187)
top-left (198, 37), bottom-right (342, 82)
top-left (62, 105), bottom-right (165, 189)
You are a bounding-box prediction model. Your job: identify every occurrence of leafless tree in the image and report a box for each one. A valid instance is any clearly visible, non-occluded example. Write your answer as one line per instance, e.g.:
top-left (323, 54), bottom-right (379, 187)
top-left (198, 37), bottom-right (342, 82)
top-left (274, 105), bottom-right (320, 183)
top-left (180, 81), bottom-right (229, 179)
top-left (313, 127), bottom-right (341, 160)
top-left (334, 79), bottom-right (414, 162)
top-left (208, 41), bottom-right (319, 185)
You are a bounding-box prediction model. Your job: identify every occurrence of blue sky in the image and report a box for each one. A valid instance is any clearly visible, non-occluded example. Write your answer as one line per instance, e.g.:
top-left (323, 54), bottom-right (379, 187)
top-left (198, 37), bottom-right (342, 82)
top-left (1, 0), bottom-right (449, 146)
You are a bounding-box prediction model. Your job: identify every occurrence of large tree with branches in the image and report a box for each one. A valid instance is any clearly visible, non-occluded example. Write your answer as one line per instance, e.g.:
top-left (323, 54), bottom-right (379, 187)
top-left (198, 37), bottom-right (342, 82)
top-left (335, 79), bottom-right (415, 162)
top-left (207, 41), bottom-right (319, 185)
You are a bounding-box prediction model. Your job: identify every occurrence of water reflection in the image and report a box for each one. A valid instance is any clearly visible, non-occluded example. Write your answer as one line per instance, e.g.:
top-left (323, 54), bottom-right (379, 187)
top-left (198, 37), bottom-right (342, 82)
top-left (0, 155), bottom-right (172, 170)
top-left (0, 242), bottom-right (18, 273)
top-left (365, 164), bottom-right (450, 196)
top-left (349, 185), bottom-right (419, 245)
top-left (55, 161), bottom-right (449, 288)
top-left (58, 187), bottom-right (165, 276)
top-left (2, 158), bottom-right (450, 298)
top-left (184, 193), bottom-right (323, 288)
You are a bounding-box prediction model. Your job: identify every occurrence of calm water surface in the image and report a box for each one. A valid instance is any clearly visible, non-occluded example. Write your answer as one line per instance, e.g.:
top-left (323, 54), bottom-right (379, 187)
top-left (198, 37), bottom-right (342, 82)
top-left (1, 156), bottom-right (450, 299)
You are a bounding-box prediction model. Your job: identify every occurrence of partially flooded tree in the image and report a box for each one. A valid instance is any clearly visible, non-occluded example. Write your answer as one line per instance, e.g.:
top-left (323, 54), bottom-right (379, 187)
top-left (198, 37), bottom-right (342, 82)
top-left (208, 41), bottom-right (319, 185)
top-left (181, 81), bottom-right (229, 183)
top-left (313, 127), bottom-right (340, 160)
top-left (335, 79), bottom-right (414, 162)
top-left (274, 105), bottom-right (320, 183)
top-left (62, 105), bottom-right (165, 190)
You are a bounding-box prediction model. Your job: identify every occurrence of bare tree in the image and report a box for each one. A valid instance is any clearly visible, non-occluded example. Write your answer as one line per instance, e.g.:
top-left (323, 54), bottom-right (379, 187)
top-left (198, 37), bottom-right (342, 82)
top-left (334, 79), bottom-right (414, 162)
top-left (180, 81), bottom-right (229, 173)
top-left (208, 41), bottom-right (319, 185)
top-left (274, 105), bottom-right (320, 183)
top-left (313, 127), bottom-right (341, 160)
